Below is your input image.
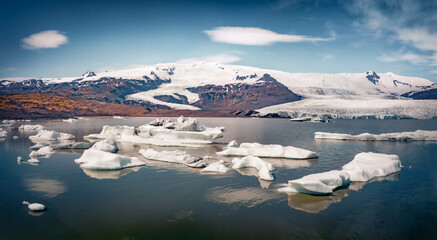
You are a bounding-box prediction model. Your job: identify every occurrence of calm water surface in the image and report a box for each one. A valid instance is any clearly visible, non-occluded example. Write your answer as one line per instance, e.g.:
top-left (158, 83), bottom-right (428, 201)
top-left (0, 118), bottom-right (436, 239)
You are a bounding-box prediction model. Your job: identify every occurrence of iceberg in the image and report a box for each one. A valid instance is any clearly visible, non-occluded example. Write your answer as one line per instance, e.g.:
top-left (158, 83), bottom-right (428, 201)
top-left (22, 201), bottom-right (45, 212)
top-left (217, 142), bottom-right (318, 159)
top-left (75, 149), bottom-right (145, 170)
top-left (30, 142), bottom-right (50, 150)
top-left (85, 116), bottom-right (223, 146)
top-left (0, 129), bottom-right (6, 138)
top-left (201, 160), bottom-right (230, 173)
top-left (63, 118), bottom-right (78, 123)
top-left (232, 156), bottom-right (275, 181)
top-left (51, 142), bottom-right (92, 150)
top-left (29, 130), bottom-right (75, 141)
top-left (27, 158), bottom-right (41, 164)
top-left (29, 146), bottom-right (54, 158)
top-left (138, 148), bottom-right (207, 168)
top-left (314, 130), bottom-right (437, 141)
top-left (90, 138), bottom-right (118, 153)
top-left (279, 152), bottom-right (402, 195)
top-left (18, 124), bottom-right (45, 132)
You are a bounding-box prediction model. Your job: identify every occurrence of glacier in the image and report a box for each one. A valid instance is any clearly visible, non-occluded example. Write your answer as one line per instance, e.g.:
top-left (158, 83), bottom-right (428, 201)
top-left (279, 152), bottom-right (402, 195)
top-left (314, 130), bottom-right (437, 141)
top-left (217, 141), bottom-right (318, 159)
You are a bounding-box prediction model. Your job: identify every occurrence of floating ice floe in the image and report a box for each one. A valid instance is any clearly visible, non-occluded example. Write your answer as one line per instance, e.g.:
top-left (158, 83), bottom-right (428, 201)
top-left (27, 158), bottom-right (40, 164)
top-left (30, 142), bottom-right (50, 150)
top-left (29, 146), bottom-right (54, 158)
top-left (51, 142), bottom-right (92, 150)
top-left (22, 201), bottom-right (45, 212)
top-left (63, 118), bottom-right (78, 123)
top-left (232, 156), bottom-right (275, 181)
top-left (201, 160), bottom-right (230, 173)
top-left (29, 130), bottom-right (75, 141)
top-left (18, 124), bottom-right (45, 132)
top-left (0, 129), bottom-right (7, 138)
top-left (314, 130), bottom-right (437, 141)
top-left (112, 116), bottom-right (125, 119)
top-left (279, 152), bottom-right (402, 195)
top-left (85, 116), bottom-right (224, 146)
top-left (217, 141), bottom-right (318, 159)
top-left (13, 136), bottom-right (18, 139)
top-left (139, 149), bottom-right (207, 168)
top-left (90, 138), bottom-right (118, 153)
top-left (75, 149), bottom-right (145, 170)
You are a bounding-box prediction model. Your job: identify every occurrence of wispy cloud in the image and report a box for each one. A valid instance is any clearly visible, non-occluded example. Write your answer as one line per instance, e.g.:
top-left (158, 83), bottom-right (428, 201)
top-left (176, 53), bottom-right (242, 64)
top-left (323, 54), bottom-right (335, 61)
top-left (0, 66), bottom-right (17, 72)
top-left (378, 52), bottom-right (429, 65)
top-left (204, 27), bottom-right (333, 46)
top-left (22, 30), bottom-right (68, 50)
top-left (346, 0), bottom-right (437, 67)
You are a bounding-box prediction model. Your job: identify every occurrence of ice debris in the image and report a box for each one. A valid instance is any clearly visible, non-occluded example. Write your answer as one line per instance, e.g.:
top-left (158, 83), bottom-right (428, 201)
top-left (51, 142), bottom-right (92, 150)
top-left (139, 149), bottom-right (207, 168)
top-left (75, 149), bottom-right (145, 170)
top-left (85, 116), bottom-right (223, 146)
top-left (314, 130), bottom-right (437, 141)
top-left (232, 156), bottom-right (275, 181)
top-left (18, 124), bottom-right (45, 132)
top-left (29, 130), bottom-right (75, 141)
top-left (30, 142), bottom-right (50, 150)
top-left (217, 142), bottom-right (318, 159)
top-left (0, 129), bottom-right (7, 138)
top-left (90, 138), bottom-right (118, 153)
top-left (201, 160), bottom-right (230, 173)
top-left (279, 152), bottom-right (402, 195)
top-left (29, 146), bottom-right (54, 158)
top-left (63, 118), bottom-right (78, 123)
top-left (22, 201), bottom-right (45, 211)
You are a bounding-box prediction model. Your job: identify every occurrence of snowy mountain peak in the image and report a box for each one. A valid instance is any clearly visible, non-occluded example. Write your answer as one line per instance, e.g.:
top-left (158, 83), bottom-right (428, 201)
top-left (82, 70), bottom-right (96, 78)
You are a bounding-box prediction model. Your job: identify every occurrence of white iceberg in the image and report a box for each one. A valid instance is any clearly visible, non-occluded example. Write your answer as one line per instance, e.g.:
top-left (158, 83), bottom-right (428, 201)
top-left (279, 152), bottom-right (402, 195)
top-left (29, 130), bottom-right (75, 141)
top-left (75, 149), bottom-right (145, 170)
top-left (22, 201), bottom-right (45, 211)
top-left (112, 116), bottom-right (125, 119)
top-left (0, 129), bottom-right (7, 138)
top-left (227, 140), bottom-right (239, 148)
top-left (217, 142), bottom-right (318, 159)
top-left (201, 160), bottom-right (230, 173)
top-left (139, 148), bottom-right (207, 168)
top-left (232, 156), bottom-right (275, 181)
top-left (27, 158), bottom-right (41, 164)
top-left (30, 142), bottom-right (50, 150)
top-left (63, 118), bottom-right (78, 123)
top-left (90, 138), bottom-right (118, 153)
top-left (51, 142), bottom-right (92, 150)
top-left (85, 117), bottom-right (223, 146)
top-left (29, 146), bottom-right (54, 158)
top-left (342, 152), bottom-right (402, 182)
top-left (280, 170), bottom-right (351, 195)
top-left (314, 130), bottom-right (437, 141)
top-left (19, 124), bottom-right (45, 132)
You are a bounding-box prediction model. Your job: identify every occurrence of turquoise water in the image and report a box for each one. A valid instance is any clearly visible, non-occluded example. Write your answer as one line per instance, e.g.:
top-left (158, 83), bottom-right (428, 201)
top-left (0, 118), bottom-right (436, 239)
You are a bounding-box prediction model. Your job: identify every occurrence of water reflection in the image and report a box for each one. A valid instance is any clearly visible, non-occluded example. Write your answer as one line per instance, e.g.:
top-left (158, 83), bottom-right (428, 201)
top-left (82, 167), bottom-right (143, 180)
top-left (206, 186), bottom-right (281, 207)
top-left (233, 168), bottom-right (273, 188)
top-left (286, 172), bottom-right (400, 213)
top-left (24, 178), bottom-right (67, 198)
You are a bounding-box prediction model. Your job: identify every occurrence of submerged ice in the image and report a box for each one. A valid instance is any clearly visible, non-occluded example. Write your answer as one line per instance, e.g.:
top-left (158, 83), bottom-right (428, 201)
top-left (217, 141), bottom-right (318, 159)
top-left (279, 152), bottom-right (402, 195)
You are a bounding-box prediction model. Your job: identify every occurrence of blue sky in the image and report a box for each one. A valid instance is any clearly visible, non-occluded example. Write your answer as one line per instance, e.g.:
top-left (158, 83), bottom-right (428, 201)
top-left (1, 0), bottom-right (436, 81)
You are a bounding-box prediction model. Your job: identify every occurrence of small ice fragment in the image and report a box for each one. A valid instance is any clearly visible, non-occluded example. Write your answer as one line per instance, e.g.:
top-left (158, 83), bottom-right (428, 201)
top-left (227, 140), bottom-right (238, 148)
top-left (22, 201), bottom-right (45, 211)
top-left (201, 160), bottom-right (230, 173)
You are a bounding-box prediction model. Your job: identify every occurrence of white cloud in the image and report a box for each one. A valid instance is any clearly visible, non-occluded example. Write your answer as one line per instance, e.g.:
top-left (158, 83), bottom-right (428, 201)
top-left (176, 53), bottom-right (242, 64)
top-left (378, 52), bottom-right (429, 65)
top-left (204, 27), bottom-right (333, 46)
top-left (22, 30), bottom-right (68, 50)
top-left (323, 54), bottom-right (335, 61)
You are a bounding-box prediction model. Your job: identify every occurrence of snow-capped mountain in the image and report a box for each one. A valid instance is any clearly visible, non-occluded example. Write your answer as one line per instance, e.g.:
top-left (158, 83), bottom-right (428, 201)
top-left (1, 62), bottom-right (436, 119)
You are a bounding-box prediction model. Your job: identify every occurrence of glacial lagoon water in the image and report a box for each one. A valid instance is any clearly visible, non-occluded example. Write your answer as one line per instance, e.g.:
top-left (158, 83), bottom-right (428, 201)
top-left (1, 117), bottom-right (437, 239)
